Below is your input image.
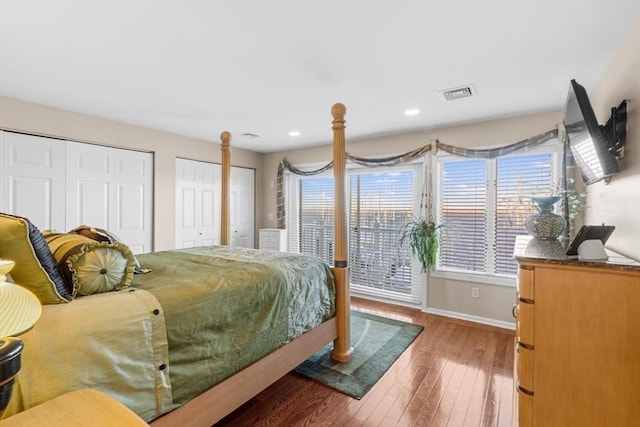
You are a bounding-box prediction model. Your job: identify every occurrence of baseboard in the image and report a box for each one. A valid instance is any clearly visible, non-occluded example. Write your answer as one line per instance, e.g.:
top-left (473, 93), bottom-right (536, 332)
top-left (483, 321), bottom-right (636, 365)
top-left (425, 307), bottom-right (516, 331)
top-left (351, 293), bottom-right (516, 331)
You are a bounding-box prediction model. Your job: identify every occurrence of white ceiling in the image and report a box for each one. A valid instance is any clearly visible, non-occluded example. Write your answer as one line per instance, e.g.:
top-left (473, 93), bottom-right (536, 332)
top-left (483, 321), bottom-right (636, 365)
top-left (1, 1), bottom-right (638, 153)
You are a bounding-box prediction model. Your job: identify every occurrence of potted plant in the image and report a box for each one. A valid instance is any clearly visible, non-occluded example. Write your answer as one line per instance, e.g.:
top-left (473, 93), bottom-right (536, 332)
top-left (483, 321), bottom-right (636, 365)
top-left (399, 218), bottom-right (443, 273)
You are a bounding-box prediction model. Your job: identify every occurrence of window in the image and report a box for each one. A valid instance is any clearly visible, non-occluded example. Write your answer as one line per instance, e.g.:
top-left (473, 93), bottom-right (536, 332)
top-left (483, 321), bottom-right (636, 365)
top-left (436, 148), bottom-right (558, 278)
top-left (299, 176), bottom-right (335, 262)
top-left (437, 158), bottom-right (488, 273)
top-left (349, 169), bottom-right (420, 303)
top-left (286, 165), bottom-right (422, 304)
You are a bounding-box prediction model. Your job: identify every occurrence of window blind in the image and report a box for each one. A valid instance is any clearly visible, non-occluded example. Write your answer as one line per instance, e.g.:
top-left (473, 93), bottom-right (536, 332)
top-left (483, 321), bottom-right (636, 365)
top-left (438, 158), bottom-right (488, 273)
top-left (436, 149), bottom-right (556, 278)
top-left (495, 153), bottom-right (553, 275)
top-left (296, 175), bottom-right (335, 265)
top-left (286, 165), bottom-right (422, 305)
top-left (349, 169), bottom-right (419, 303)
top-left (285, 171), bottom-right (300, 253)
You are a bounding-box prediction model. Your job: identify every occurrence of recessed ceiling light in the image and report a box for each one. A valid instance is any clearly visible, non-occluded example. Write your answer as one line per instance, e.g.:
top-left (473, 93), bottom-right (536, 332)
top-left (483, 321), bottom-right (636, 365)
top-left (404, 109), bottom-right (420, 116)
top-left (288, 131), bottom-right (301, 137)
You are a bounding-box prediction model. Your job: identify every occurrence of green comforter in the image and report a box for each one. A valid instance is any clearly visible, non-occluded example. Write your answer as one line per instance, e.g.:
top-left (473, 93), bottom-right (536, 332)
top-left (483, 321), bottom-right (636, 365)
top-left (9, 246), bottom-right (335, 422)
top-left (133, 246), bottom-right (336, 409)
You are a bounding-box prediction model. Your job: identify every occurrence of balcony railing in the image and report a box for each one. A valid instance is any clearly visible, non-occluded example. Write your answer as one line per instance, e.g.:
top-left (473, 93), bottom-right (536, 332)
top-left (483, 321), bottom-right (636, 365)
top-left (299, 222), bottom-right (413, 296)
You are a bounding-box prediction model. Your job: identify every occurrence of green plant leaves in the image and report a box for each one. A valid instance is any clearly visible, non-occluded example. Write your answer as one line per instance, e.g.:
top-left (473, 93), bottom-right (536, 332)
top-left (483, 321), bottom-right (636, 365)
top-left (399, 219), bottom-right (442, 273)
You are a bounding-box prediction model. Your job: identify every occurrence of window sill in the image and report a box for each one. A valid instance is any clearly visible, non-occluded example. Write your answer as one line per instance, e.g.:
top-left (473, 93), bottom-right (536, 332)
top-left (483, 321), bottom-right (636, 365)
top-left (430, 269), bottom-right (516, 287)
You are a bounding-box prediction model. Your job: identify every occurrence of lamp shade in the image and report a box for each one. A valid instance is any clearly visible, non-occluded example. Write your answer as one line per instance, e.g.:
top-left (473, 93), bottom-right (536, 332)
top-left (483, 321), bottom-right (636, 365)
top-left (0, 260), bottom-right (42, 337)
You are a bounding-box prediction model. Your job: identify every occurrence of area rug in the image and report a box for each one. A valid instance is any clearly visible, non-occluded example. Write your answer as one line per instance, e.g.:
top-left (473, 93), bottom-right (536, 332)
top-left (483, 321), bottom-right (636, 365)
top-left (295, 310), bottom-right (424, 399)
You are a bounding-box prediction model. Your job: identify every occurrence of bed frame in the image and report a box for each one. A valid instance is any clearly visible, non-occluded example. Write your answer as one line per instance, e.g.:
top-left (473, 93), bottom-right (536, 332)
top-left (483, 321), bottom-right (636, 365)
top-left (150, 104), bottom-right (352, 426)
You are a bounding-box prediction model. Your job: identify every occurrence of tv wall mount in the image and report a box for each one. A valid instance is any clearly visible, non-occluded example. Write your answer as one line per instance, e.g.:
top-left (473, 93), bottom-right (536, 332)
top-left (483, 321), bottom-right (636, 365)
top-left (602, 99), bottom-right (627, 159)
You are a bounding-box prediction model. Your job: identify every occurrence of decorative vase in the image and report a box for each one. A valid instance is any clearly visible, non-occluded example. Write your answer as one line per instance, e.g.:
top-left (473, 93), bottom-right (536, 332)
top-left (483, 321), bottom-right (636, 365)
top-left (524, 196), bottom-right (566, 240)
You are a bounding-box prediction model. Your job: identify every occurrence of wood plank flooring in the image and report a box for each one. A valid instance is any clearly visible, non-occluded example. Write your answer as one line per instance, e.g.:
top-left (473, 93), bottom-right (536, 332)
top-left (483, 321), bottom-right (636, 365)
top-left (216, 297), bottom-right (515, 427)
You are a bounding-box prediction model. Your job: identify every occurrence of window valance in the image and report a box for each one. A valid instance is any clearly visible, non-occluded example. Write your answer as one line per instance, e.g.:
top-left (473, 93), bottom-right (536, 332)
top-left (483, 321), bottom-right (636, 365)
top-left (276, 127), bottom-right (559, 228)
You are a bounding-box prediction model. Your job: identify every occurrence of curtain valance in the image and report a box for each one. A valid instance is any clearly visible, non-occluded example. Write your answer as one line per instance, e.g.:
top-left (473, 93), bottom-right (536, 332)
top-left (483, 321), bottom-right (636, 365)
top-left (276, 127), bottom-right (559, 228)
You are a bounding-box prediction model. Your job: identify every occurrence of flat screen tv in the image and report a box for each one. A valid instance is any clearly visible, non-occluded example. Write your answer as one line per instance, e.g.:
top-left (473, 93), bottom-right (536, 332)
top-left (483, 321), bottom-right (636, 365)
top-left (563, 79), bottom-right (625, 185)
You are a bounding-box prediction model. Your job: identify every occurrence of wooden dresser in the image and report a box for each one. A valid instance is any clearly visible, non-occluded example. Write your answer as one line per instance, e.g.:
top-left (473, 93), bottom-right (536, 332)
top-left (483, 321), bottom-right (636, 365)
top-left (513, 236), bottom-right (640, 427)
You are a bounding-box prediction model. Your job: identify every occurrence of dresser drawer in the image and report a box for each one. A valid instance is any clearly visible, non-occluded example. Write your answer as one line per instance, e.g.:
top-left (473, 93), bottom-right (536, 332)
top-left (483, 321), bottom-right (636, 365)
top-left (517, 344), bottom-right (534, 393)
top-left (518, 267), bottom-right (535, 301)
top-left (261, 235), bottom-right (279, 245)
top-left (518, 301), bottom-right (534, 346)
top-left (518, 388), bottom-right (534, 427)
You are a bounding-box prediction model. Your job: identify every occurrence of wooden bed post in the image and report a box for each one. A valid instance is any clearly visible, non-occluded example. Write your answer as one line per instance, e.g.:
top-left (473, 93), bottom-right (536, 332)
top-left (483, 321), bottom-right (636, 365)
top-left (220, 131), bottom-right (231, 246)
top-left (330, 103), bottom-right (353, 363)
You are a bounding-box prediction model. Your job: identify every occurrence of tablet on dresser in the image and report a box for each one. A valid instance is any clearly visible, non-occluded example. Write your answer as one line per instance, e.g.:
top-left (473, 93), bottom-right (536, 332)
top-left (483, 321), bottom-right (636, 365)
top-left (565, 225), bottom-right (615, 258)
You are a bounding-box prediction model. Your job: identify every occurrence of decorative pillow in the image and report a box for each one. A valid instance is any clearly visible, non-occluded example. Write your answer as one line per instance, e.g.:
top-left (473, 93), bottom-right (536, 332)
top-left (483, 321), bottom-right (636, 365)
top-left (69, 225), bottom-right (143, 273)
top-left (44, 231), bottom-right (136, 296)
top-left (0, 213), bottom-right (72, 304)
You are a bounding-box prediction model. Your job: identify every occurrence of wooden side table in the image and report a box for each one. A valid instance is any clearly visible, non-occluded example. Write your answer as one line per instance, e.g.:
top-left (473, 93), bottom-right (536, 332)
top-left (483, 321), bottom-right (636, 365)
top-left (0, 389), bottom-right (149, 426)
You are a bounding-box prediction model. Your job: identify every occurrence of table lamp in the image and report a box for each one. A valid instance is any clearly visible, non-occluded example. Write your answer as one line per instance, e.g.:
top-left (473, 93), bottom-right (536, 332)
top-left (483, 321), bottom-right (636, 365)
top-left (0, 260), bottom-right (42, 419)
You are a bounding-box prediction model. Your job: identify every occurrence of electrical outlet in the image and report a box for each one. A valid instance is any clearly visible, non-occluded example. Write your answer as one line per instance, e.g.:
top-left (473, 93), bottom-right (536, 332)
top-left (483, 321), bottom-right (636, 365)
top-left (471, 287), bottom-right (480, 298)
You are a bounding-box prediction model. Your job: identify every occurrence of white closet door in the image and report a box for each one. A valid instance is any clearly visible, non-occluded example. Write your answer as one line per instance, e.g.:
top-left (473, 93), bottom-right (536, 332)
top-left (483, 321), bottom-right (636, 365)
top-left (113, 150), bottom-right (153, 254)
top-left (230, 166), bottom-right (255, 248)
top-left (66, 141), bottom-right (113, 230)
top-left (66, 141), bottom-right (153, 254)
top-left (175, 158), bottom-right (220, 249)
top-left (0, 131), bottom-right (66, 232)
top-left (175, 158), bottom-right (198, 248)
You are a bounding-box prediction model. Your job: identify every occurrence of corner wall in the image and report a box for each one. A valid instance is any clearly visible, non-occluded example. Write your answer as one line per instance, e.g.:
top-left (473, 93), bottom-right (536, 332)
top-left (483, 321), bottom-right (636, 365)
top-left (587, 13), bottom-right (640, 260)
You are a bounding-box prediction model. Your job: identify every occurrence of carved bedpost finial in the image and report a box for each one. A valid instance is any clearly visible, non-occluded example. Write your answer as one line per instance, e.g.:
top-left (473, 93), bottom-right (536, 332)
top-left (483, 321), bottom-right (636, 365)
top-left (220, 131), bottom-right (231, 147)
top-left (331, 103), bottom-right (346, 121)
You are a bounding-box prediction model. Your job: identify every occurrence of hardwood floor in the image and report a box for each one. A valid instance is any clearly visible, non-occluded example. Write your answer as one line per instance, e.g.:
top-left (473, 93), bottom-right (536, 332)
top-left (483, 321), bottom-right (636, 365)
top-left (216, 297), bottom-right (515, 427)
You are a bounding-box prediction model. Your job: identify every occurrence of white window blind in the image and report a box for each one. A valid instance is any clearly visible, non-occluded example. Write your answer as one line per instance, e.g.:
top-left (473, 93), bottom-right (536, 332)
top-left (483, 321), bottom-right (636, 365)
top-left (286, 164), bottom-right (422, 304)
top-left (295, 175), bottom-right (334, 264)
top-left (438, 158), bottom-right (488, 273)
top-left (437, 149), bottom-right (557, 278)
top-left (349, 169), bottom-right (419, 303)
top-left (284, 170), bottom-right (300, 254)
top-left (495, 153), bottom-right (553, 275)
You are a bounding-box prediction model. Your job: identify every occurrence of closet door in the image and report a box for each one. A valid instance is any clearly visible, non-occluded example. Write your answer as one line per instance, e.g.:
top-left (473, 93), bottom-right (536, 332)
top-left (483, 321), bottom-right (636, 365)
top-left (66, 142), bottom-right (153, 254)
top-left (175, 158), bottom-right (220, 248)
top-left (66, 142), bottom-right (112, 229)
top-left (229, 166), bottom-right (255, 248)
top-left (113, 149), bottom-right (153, 254)
top-left (0, 131), bottom-right (66, 231)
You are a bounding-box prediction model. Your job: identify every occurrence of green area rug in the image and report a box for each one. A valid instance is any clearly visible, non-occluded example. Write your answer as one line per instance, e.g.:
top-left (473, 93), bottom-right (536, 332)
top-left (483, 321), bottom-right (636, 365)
top-left (295, 310), bottom-right (423, 399)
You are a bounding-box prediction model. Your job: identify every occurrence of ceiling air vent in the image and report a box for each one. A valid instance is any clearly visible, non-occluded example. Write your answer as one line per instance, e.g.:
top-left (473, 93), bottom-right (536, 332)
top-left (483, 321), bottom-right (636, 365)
top-left (442, 85), bottom-right (475, 101)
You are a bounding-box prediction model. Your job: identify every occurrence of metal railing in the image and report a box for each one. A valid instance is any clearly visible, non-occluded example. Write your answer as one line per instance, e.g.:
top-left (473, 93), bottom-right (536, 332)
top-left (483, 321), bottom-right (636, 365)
top-left (299, 222), bottom-right (413, 295)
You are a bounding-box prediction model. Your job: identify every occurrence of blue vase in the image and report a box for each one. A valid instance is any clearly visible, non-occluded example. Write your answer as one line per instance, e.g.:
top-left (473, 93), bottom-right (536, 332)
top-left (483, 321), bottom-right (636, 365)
top-left (524, 196), bottom-right (566, 240)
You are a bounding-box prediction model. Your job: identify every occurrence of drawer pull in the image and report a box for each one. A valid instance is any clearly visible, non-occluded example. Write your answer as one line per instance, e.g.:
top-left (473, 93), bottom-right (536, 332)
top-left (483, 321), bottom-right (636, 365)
top-left (518, 341), bottom-right (534, 350)
top-left (512, 304), bottom-right (518, 319)
top-left (518, 384), bottom-right (534, 396)
top-left (519, 297), bottom-right (534, 304)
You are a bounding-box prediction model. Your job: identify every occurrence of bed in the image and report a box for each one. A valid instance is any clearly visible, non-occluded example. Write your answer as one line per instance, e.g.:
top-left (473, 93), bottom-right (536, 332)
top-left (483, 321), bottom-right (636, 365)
top-left (2, 104), bottom-right (352, 426)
